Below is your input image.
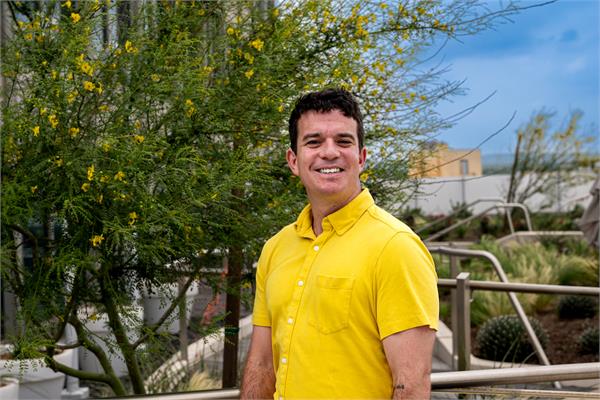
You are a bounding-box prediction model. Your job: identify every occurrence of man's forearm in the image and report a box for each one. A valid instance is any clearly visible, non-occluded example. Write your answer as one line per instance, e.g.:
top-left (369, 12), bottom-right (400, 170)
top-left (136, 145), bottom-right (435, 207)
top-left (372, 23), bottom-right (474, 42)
top-left (240, 360), bottom-right (275, 399)
top-left (391, 375), bottom-right (430, 399)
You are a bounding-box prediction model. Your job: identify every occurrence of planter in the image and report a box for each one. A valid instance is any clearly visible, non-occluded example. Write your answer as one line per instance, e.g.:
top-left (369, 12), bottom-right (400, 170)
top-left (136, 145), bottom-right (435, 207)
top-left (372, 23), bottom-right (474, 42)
top-left (78, 305), bottom-right (143, 377)
top-left (0, 377), bottom-right (19, 399)
top-left (0, 345), bottom-right (75, 400)
top-left (142, 281), bottom-right (199, 334)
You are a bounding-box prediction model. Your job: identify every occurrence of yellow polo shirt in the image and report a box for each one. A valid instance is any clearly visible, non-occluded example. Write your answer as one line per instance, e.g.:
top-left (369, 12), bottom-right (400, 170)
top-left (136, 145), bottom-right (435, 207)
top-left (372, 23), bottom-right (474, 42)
top-left (253, 189), bottom-right (438, 399)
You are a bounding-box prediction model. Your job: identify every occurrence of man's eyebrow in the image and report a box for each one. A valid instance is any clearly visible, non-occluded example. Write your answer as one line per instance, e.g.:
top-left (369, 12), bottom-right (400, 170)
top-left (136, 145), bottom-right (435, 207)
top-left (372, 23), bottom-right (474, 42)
top-left (301, 132), bottom-right (322, 142)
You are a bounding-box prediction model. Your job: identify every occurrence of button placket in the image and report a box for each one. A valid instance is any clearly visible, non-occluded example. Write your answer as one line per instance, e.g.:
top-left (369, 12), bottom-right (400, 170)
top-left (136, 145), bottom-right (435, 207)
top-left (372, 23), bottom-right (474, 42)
top-left (279, 233), bottom-right (331, 396)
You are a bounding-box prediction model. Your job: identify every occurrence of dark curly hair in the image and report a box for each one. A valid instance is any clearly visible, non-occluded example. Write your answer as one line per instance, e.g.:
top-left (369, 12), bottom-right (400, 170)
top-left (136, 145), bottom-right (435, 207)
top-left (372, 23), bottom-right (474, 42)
top-left (288, 88), bottom-right (364, 153)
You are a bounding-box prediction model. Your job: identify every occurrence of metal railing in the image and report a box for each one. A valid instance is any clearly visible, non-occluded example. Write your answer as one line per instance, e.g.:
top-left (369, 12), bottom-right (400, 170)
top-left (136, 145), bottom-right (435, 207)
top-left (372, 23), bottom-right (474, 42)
top-left (112, 362), bottom-right (600, 399)
top-left (428, 247), bottom-right (554, 375)
top-left (416, 197), bottom-right (504, 234)
top-left (423, 201), bottom-right (533, 242)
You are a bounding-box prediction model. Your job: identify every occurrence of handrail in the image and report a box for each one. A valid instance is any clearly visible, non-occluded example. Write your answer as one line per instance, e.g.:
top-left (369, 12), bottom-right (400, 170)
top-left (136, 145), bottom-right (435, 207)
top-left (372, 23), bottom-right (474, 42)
top-left (428, 246), bottom-right (557, 387)
top-left (424, 202), bottom-right (533, 242)
top-left (438, 278), bottom-right (600, 296)
top-left (431, 362), bottom-right (600, 389)
top-left (107, 363), bottom-right (600, 399)
top-left (415, 197), bottom-right (504, 234)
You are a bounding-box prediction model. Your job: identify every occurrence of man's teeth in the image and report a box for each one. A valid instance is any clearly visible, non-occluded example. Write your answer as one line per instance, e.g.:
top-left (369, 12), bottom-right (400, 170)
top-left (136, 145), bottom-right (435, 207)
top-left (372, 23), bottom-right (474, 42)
top-left (319, 168), bottom-right (341, 174)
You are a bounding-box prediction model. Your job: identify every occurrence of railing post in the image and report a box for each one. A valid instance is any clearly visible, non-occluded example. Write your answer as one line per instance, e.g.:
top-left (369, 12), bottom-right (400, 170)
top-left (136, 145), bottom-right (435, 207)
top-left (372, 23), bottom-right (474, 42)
top-left (450, 255), bottom-right (459, 369)
top-left (456, 272), bottom-right (471, 371)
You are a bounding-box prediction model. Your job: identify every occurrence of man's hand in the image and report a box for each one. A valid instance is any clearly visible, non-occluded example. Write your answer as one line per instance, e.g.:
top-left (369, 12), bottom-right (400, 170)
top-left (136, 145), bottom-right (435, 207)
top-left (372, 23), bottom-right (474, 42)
top-left (240, 325), bottom-right (275, 399)
top-left (382, 325), bottom-right (436, 399)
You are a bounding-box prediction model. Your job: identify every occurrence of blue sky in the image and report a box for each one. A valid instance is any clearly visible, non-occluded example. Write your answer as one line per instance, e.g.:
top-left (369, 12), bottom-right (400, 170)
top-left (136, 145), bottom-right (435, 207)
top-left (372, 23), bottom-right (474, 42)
top-left (425, 0), bottom-right (599, 155)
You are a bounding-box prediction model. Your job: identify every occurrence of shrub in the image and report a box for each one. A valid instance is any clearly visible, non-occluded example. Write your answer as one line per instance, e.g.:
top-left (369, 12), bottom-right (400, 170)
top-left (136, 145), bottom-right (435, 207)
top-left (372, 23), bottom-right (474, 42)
top-left (557, 295), bottom-right (598, 319)
top-left (476, 315), bottom-right (548, 363)
top-left (578, 327), bottom-right (599, 355)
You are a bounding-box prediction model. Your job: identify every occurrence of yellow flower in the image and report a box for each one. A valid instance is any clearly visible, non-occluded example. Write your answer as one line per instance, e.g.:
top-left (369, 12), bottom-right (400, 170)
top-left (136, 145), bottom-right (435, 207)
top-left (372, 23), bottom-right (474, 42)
top-left (24, 33), bottom-right (32, 41)
top-left (51, 70), bottom-right (58, 79)
top-left (277, 104), bottom-right (284, 113)
top-left (128, 211), bottom-right (138, 225)
top-left (83, 81), bottom-right (95, 91)
top-left (90, 234), bottom-right (104, 247)
top-left (133, 135), bottom-right (145, 144)
top-left (99, 105), bottom-right (109, 112)
top-left (32, 126), bottom-right (40, 136)
top-left (62, 0), bottom-right (72, 9)
top-left (244, 69), bottom-right (254, 79)
top-left (40, 107), bottom-right (47, 115)
top-left (67, 91), bottom-right (77, 103)
top-left (87, 165), bottom-right (95, 181)
top-left (31, 185), bottom-right (38, 193)
top-left (97, 194), bottom-right (103, 204)
top-left (272, 8), bottom-right (279, 17)
top-left (81, 62), bottom-right (93, 76)
top-left (186, 106), bottom-right (196, 118)
top-left (185, 99), bottom-right (194, 106)
top-left (100, 175), bottom-right (109, 183)
top-left (54, 157), bottom-right (64, 167)
top-left (135, 120), bottom-right (142, 129)
top-left (102, 142), bottom-right (111, 152)
top-left (360, 171), bottom-right (370, 182)
top-left (48, 114), bottom-right (59, 128)
top-left (125, 40), bottom-right (137, 53)
top-left (114, 171), bottom-right (125, 181)
top-left (69, 127), bottom-right (80, 137)
top-left (70, 13), bottom-right (81, 23)
top-left (226, 27), bottom-right (234, 36)
top-left (250, 38), bottom-right (264, 51)
top-left (95, 83), bottom-right (103, 94)
top-left (81, 182), bottom-right (90, 192)
top-left (202, 66), bottom-right (213, 74)
top-left (244, 52), bottom-right (254, 64)
top-left (151, 74), bottom-right (160, 82)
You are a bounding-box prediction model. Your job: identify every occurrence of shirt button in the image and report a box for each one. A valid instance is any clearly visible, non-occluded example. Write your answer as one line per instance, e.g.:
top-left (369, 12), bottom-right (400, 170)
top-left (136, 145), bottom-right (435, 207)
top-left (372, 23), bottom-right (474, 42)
top-left (313, 245), bottom-right (319, 251)
top-left (297, 280), bottom-right (304, 286)
top-left (287, 317), bottom-right (294, 324)
top-left (281, 357), bottom-right (287, 364)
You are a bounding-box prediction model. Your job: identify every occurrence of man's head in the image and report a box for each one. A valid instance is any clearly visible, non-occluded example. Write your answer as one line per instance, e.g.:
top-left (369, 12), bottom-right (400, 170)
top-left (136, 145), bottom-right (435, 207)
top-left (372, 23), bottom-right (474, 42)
top-left (288, 88), bottom-right (365, 154)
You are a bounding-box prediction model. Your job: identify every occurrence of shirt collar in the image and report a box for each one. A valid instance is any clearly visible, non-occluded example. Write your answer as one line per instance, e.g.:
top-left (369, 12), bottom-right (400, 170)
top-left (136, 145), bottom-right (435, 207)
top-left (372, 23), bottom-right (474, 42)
top-left (295, 189), bottom-right (374, 238)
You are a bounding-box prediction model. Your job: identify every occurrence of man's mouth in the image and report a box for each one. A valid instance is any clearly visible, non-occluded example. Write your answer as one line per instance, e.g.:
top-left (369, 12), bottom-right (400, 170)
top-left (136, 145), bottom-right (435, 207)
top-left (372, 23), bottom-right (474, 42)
top-left (318, 168), bottom-right (342, 174)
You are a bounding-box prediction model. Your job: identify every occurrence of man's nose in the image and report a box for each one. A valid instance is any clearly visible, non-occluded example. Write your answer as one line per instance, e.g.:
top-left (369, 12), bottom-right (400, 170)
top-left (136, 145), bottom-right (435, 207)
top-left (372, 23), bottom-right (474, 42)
top-left (320, 139), bottom-right (340, 159)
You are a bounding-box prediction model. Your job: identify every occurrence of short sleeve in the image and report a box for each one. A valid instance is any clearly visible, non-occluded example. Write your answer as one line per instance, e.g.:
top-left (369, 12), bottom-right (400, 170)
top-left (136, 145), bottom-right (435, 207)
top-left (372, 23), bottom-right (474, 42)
top-left (252, 243), bottom-right (272, 327)
top-left (375, 232), bottom-right (439, 339)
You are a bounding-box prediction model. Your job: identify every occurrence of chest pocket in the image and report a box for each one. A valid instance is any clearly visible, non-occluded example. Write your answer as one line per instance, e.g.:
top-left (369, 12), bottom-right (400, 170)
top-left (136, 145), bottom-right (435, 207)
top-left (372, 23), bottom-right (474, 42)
top-left (308, 275), bottom-right (354, 334)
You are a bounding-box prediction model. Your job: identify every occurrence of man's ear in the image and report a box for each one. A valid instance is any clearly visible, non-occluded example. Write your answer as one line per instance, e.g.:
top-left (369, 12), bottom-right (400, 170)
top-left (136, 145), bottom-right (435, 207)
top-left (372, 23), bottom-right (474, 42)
top-left (286, 148), bottom-right (299, 176)
top-left (359, 146), bottom-right (367, 171)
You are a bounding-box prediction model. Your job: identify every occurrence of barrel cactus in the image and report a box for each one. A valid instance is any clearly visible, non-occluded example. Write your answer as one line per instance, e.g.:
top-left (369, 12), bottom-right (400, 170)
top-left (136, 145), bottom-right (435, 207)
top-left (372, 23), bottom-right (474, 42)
top-left (476, 315), bottom-right (548, 363)
top-left (558, 295), bottom-right (597, 319)
top-left (578, 327), bottom-right (599, 355)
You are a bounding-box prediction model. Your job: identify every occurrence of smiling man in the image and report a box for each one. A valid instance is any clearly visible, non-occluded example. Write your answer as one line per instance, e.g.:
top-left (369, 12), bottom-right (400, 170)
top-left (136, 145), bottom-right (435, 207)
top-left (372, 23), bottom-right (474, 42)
top-left (241, 89), bottom-right (439, 399)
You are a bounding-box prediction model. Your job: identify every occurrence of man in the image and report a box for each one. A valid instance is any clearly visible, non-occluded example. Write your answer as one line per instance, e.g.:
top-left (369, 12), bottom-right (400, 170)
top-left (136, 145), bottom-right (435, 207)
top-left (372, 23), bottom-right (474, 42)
top-left (241, 88), bottom-right (439, 399)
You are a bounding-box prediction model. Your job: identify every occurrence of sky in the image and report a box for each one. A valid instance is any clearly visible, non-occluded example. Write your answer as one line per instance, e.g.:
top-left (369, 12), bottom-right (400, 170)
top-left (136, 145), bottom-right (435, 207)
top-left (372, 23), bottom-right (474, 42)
top-left (424, 0), bottom-right (599, 155)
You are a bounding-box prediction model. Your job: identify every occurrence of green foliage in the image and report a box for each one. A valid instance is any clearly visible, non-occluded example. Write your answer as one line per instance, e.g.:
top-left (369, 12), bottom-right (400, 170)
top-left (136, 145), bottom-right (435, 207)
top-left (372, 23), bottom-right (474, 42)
top-left (475, 315), bottom-right (548, 363)
top-left (557, 295), bottom-right (598, 320)
top-left (1, 0), bottom-right (539, 395)
top-left (578, 327), bottom-right (600, 356)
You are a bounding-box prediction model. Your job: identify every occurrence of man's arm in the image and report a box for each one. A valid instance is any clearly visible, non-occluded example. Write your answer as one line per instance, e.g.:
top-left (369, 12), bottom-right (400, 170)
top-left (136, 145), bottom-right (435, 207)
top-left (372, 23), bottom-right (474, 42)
top-left (382, 325), bottom-right (436, 399)
top-left (240, 325), bottom-right (275, 399)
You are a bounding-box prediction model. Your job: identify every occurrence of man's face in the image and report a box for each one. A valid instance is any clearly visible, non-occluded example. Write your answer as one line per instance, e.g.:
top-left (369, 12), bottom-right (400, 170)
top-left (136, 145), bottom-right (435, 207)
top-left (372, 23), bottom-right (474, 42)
top-left (287, 109), bottom-right (367, 206)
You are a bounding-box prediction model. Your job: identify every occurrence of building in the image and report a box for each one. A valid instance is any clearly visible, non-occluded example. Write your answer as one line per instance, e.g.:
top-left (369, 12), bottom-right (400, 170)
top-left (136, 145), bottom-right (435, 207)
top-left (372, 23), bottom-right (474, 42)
top-left (411, 142), bottom-right (482, 178)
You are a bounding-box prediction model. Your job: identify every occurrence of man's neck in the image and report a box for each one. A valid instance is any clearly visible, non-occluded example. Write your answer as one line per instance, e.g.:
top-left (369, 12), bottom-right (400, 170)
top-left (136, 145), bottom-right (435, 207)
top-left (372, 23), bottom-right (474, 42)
top-left (309, 189), bottom-right (362, 236)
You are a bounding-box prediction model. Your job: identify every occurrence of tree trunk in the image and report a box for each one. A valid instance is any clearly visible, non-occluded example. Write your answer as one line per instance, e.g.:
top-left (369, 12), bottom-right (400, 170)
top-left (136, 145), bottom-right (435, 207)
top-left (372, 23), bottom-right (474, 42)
top-left (222, 245), bottom-right (243, 387)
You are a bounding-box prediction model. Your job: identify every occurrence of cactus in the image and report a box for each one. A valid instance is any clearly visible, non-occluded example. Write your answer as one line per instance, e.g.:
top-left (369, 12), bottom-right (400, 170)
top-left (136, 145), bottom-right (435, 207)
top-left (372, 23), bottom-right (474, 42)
top-left (557, 295), bottom-right (598, 319)
top-left (476, 315), bottom-right (548, 363)
top-left (578, 327), bottom-right (599, 355)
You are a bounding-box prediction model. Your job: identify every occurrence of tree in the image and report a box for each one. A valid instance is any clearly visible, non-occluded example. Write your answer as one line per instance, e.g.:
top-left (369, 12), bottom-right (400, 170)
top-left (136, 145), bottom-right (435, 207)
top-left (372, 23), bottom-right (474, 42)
top-left (506, 110), bottom-right (598, 207)
top-left (2, 0), bottom-right (539, 395)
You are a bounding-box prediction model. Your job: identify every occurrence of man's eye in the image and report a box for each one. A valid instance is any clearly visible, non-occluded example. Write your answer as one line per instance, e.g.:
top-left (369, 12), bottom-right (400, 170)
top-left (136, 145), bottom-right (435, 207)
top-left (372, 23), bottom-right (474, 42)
top-left (338, 140), bottom-right (353, 145)
top-left (306, 140), bottom-right (319, 145)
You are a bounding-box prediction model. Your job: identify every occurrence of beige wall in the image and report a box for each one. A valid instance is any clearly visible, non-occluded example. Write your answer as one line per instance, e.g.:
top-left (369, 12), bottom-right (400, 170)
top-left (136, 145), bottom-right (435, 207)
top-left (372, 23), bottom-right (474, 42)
top-left (412, 144), bottom-right (482, 178)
